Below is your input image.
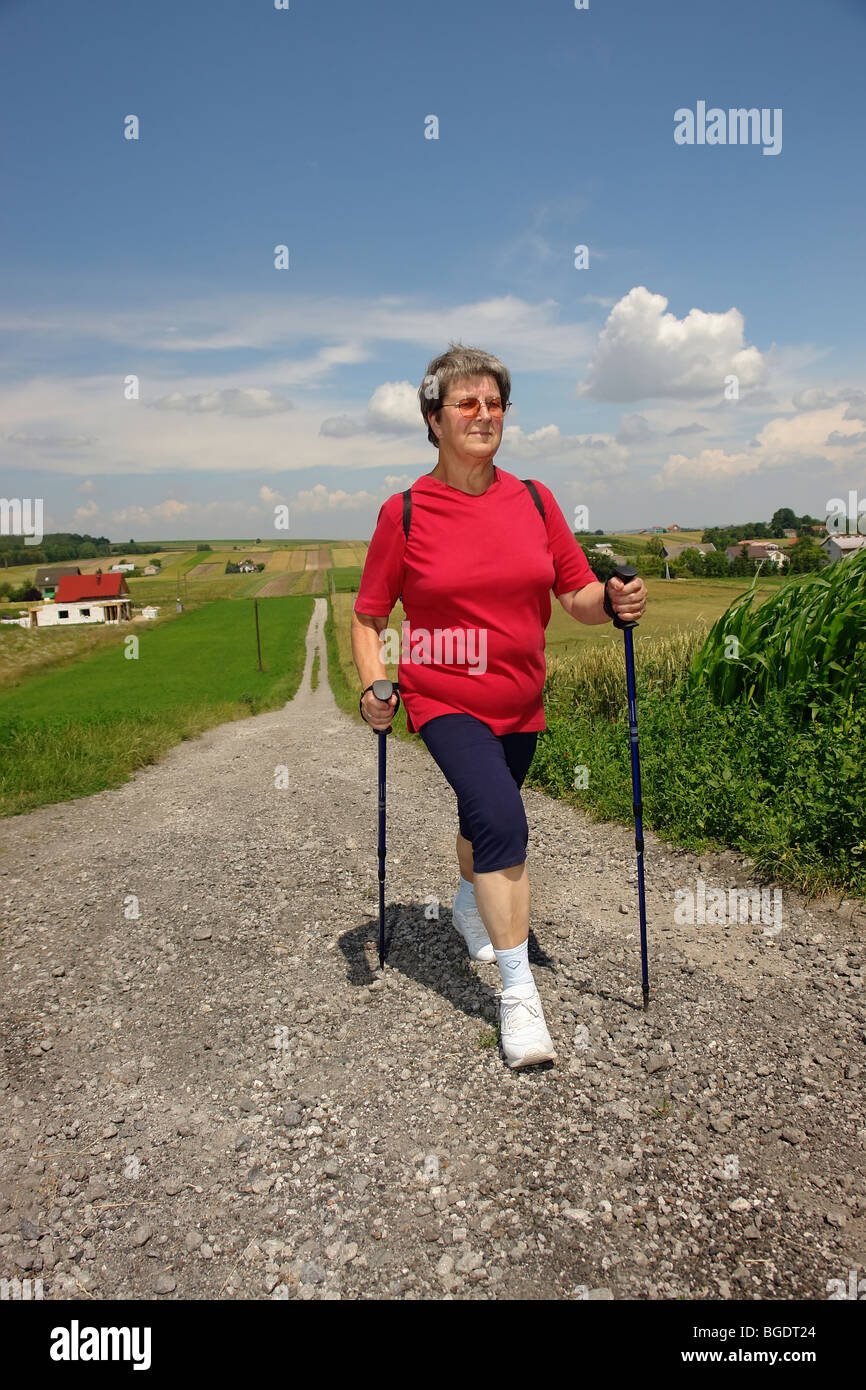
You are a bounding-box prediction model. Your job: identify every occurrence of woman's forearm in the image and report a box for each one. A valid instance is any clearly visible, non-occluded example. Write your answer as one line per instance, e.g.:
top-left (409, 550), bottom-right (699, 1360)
top-left (351, 613), bottom-right (391, 688)
top-left (567, 580), bottom-right (610, 626)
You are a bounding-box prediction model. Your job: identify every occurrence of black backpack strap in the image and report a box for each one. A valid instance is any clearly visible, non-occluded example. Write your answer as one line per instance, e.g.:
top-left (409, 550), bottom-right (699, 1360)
top-left (398, 489), bottom-right (412, 604)
top-left (522, 478), bottom-right (545, 522)
top-left (399, 481), bottom-right (543, 601)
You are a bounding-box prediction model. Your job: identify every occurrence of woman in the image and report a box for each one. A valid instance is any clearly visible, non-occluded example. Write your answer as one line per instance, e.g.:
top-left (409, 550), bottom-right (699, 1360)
top-left (351, 343), bottom-right (647, 1069)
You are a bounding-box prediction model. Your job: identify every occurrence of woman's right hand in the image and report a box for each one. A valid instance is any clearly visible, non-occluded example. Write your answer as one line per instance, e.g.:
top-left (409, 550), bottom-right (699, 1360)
top-left (361, 689), bottom-right (398, 732)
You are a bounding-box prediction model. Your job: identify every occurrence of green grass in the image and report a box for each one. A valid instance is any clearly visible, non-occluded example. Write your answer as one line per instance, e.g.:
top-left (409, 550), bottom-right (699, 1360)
top-left (0, 596), bottom-right (314, 816)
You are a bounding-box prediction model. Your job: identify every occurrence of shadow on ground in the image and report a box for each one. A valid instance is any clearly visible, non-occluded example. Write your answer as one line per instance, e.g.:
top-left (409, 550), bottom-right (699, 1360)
top-left (338, 906), bottom-right (558, 1018)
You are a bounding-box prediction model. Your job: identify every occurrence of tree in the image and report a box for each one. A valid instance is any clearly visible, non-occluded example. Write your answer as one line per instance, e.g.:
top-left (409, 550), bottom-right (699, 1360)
top-left (787, 537), bottom-right (825, 573)
top-left (645, 536), bottom-right (665, 556)
top-left (771, 507), bottom-right (797, 534)
top-left (580, 546), bottom-right (616, 583)
top-left (704, 549), bottom-right (730, 577)
top-left (676, 547), bottom-right (706, 577)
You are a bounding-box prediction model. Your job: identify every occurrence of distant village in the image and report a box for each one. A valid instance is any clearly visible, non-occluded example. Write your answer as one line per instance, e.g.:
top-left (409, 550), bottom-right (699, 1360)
top-left (1, 520), bottom-right (863, 630)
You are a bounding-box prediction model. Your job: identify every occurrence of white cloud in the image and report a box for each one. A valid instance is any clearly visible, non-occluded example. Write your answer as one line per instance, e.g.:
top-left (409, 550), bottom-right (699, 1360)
top-left (500, 423), bottom-right (628, 477)
top-left (292, 483), bottom-right (380, 514)
top-left (73, 499), bottom-right (100, 521)
top-left (652, 404), bottom-right (866, 487)
top-left (578, 286), bottom-right (766, 402)
top-left (259, 484), bottom-right (284, 504)
top-left (111, 498), bottom-right (190, 525)
top-left (320, 380), bottom-right (420, 437)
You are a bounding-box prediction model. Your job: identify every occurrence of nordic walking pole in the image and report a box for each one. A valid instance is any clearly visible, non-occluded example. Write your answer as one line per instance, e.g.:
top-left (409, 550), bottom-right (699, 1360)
top-left (359, 679), bottom-right (401, 969)
top-left (608, 565), bottom-right (651, 1010)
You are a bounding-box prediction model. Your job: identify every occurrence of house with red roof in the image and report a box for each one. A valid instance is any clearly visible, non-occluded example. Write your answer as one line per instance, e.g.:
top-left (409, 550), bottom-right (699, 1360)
top-left (30, 571), bottom-right (132, 627)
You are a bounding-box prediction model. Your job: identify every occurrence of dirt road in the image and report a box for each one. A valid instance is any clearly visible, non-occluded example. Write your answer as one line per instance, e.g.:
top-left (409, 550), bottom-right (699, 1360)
top-left (1, 599), bottom-right (863, 1300)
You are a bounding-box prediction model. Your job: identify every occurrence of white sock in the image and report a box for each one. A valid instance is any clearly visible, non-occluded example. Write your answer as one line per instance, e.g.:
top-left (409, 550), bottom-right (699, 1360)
top-left (493, 937), bottom-right (533, 990)
top-left (455, 873), bottom-right (476, 911)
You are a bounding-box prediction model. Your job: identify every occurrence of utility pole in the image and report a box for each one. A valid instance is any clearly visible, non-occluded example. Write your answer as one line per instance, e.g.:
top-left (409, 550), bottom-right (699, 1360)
top-left (254, 598), bottom-right (263, 671)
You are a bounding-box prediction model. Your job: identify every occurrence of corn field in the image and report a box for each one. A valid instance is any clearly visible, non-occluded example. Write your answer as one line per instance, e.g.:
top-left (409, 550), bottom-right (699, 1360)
top-left (687, 550), bottom-right (866, 707)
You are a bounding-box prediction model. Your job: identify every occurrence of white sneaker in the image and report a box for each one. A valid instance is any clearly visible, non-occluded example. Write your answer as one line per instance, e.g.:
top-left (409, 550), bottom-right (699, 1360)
top-left (497, 980), bottom-right (556, 1069)
top-left (452, 898), bottom-right (496, 963)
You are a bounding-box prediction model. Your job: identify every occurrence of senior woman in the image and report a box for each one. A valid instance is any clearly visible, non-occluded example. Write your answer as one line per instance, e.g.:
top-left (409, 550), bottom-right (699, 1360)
top-left (351, 343), bottom-right (647, 1069)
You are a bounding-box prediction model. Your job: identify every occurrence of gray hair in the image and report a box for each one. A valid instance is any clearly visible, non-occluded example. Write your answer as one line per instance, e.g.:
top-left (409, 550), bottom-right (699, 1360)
top-left (418, 342), bottom-right (511, 447)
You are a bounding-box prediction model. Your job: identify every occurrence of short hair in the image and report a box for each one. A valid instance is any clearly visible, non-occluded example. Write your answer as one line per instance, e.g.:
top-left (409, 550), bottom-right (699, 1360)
top-left (418, 342), bottom-right (511, 447)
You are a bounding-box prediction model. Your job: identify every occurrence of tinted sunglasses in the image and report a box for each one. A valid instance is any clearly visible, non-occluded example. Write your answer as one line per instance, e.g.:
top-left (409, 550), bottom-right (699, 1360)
top-left (436, 396), bottom-right (511, 419)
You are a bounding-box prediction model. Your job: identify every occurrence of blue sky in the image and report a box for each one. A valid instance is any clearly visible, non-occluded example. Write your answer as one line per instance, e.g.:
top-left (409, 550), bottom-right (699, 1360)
top-left (2, 0), bottom-right (865, 541)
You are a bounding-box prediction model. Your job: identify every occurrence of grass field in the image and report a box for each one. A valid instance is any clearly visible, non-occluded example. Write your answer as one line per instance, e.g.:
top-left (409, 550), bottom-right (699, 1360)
top-left (0, 617), bottom-right (157, 689)
top-left (0, 596), bottom-right (313, 817)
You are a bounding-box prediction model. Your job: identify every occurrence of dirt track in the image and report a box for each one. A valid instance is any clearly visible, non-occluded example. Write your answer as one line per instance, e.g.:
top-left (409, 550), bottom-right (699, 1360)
top-left (1, 599), bottom-right (864, 1300)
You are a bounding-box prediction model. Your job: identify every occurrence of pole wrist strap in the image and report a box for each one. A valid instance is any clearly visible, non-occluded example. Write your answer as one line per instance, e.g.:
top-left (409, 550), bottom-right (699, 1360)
top-left (602, 578), bottom-right (617, 622)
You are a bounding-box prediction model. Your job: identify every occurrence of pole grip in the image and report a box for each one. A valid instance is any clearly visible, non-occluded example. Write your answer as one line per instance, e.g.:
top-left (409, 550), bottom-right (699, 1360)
top-left (361, 679), bottom-right (401, 732)
top-left (609, 564), bottom-right (639, 630)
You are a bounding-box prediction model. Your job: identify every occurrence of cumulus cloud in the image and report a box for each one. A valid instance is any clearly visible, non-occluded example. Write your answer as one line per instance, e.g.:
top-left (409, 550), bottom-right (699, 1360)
top-left (111, 499), bottom-right (190, 524)
top-left (652, 403), bottom-right (865, 487)
top-left (320, 380), bottom-right (421, 438)
top-left (73, 499), bottom-right (100, 521)
top-left (148, 388), bottom-right (293, 416)
top-left (578, 286), bottom-right (766, 402)
top-left (292, 483), bottom-right (380, 513)
top-left (653, 449), bottom-right (760, 485)
top-left (259, 484), bottom-right (285, 504)
top-left (499, 424), bottom-right (628, 478)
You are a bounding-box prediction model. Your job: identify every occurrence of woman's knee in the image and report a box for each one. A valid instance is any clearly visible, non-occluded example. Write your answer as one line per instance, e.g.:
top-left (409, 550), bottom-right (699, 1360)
top-left (464, 795), bottom-right (528, 874)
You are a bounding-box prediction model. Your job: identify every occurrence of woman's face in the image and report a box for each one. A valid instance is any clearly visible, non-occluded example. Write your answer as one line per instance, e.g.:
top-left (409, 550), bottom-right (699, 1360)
top-left (432, 374), bottom-right (505, 462)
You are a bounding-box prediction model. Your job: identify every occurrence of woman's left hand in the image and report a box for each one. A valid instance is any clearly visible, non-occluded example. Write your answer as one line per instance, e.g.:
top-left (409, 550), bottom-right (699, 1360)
top-left (606, 574), bottom-right (648, 623)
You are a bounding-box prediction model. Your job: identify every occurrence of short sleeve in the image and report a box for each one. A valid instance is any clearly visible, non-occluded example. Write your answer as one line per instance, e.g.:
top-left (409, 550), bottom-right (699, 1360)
top-left (353, 496), bottom-right (404, 616)
top-left (536, 482), bottom-right (597, 596)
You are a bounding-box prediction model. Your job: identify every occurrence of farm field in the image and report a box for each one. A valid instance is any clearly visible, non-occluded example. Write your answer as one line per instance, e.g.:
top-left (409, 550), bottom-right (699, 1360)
top-left (0, 596), bottom-right (314, 817)
top-left (328, 573), bottom-right (782, 678)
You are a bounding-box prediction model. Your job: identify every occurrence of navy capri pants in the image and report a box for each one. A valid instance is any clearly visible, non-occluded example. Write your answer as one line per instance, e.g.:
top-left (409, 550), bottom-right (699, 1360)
top-left (419, 713), bottom-right (538, 874)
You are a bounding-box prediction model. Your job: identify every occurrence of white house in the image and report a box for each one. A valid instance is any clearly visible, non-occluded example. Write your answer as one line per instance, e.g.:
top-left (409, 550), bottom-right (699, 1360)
top-left (821, 535), bottom-right (866, 563)
top-left (110, 562), bottom-right (136, 573)
top-left (31, 573), bottom-right (132, 627)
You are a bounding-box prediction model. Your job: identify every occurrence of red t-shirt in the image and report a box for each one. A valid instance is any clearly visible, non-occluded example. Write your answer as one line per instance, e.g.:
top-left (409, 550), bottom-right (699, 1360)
top-left (353, 465), bottom-right (598, 735)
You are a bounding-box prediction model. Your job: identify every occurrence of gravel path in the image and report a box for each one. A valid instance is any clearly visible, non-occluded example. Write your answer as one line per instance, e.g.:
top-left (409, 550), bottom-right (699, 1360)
top-left (1, 598), bottom-right (864, 1301)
